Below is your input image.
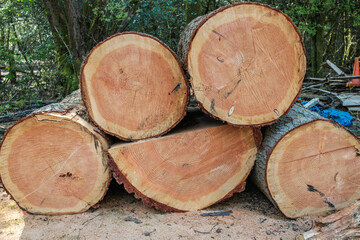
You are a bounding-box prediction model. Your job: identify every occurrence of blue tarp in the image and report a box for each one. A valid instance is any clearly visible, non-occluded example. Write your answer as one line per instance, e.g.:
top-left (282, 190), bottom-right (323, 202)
top-left (300, 99), bottom-right (354, 127)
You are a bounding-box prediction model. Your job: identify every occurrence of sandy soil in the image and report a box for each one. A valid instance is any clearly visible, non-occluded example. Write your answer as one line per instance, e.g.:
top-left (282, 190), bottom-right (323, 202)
top-left (0, 181), bottom-right (315, 240)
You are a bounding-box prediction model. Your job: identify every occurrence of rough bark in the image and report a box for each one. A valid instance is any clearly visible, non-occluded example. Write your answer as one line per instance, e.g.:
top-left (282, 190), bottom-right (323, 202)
top-left (251, 104), bottom-right (360, 218)
top-left (80, 32), bottom-right (189, 141)
top-left (178, 2), bottom-right (306, 127)
top-left (297, 200), bottom-right (360, 240)
top-left (0, 90), bottom-right (111, 215)
top-left (108, 115), bottom-right (260, 212)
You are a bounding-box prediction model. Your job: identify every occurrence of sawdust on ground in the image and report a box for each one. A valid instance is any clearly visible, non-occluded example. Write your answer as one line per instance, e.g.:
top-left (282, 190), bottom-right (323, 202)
top-left (0, 181), bottom-right (316, 240)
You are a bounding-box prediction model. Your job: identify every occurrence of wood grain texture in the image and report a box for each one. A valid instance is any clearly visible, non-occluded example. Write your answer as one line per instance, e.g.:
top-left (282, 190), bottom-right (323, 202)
top-left (108, 122), bottom-right (259, 211)
top-left (252, 104), bottom-right (360, 218)
top-left (0, 90), bottom-right (111, 215)
top-left (178, 2), bottom-right (305, 126)
top-left (81, 32), bottom-right (189, 141)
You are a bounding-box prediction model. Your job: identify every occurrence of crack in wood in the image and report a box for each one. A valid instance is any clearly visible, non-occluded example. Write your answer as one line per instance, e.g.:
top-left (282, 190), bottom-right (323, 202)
top-left (210, 99), bottom-right (216, 113)
top-left (307, 184), bottom-right (336, 209)
top-left (168, 83), bottom-right (181, 95)
top-left (283, 145), bottom-right (357, 164)
top-left (93, 134), bottom-right (99, 153)
top-left (212, 30), bottom-right (228, 40)
top-left (226, 79), bottom-right (242, 99)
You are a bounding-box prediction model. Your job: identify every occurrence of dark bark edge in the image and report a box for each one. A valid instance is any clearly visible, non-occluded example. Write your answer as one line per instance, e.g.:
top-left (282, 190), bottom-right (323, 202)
top-left (108, 154), bottom-right (250, 212)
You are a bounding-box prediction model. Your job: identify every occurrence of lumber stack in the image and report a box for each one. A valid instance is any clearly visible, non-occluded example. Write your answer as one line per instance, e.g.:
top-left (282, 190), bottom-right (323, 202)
top-left (1, 2), bottom-right (359, 221)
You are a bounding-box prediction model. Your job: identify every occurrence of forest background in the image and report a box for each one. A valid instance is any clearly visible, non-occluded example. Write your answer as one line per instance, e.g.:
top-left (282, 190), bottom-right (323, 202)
top-left (0, 0), bottom-right (359, 114)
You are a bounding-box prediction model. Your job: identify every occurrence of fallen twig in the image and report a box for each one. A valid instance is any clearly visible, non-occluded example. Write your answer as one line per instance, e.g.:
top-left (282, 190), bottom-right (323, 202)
top-left (201, 210), bottom-right (233, 217)
top-left (0, 110), bottom-right (33, 123)
top-left (302, 84), bottom-right (325, 91)
top-left (125, 216), bottom-right (142, 224)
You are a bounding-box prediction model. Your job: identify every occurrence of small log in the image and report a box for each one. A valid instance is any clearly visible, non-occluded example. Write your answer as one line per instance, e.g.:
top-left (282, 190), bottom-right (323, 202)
top-left (0, 90), bottom-right (111, 215)
top-left (108, 115), bottom-right (260, 211)
top-left (297, 200), bottom-right (360, 240)
top-left (178, 2), bottom-right (305, 126)
top-left (0, 109), bottom-right (33, 123)
top-left (251, 104), bottom-right (360, 218)
top-left (81, 32), bottom-right (189, 141)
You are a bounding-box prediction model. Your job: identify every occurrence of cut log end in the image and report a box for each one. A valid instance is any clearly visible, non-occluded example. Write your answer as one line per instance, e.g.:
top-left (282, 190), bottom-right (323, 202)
top-left (181, 3), bottom-right (305, 126)
top-left (0, 113), bottom-right (111, 215)
top-left (108, 123), bottom-right (258, 211)
top-left (266, 120), bottom-right (360, 218)
top-left (81, 32), bottom-right (189, 141)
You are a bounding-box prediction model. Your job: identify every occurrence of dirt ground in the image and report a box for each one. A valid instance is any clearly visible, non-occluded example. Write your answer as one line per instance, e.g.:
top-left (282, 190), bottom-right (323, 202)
top-left (0, 181), bottom-right (316, 240)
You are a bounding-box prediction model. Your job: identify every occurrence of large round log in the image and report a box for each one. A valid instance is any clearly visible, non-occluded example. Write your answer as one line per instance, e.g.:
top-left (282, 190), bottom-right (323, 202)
top-left (81, 32), bottom-right (189, 141)
top-left (251, 104), bottom-right (360, 218)
top-left (0, 91), bottom-right (111, 215)
top-left (178, 3), bottom-right (305, 126)
top-left (108, 115), bottom-right (260, 211)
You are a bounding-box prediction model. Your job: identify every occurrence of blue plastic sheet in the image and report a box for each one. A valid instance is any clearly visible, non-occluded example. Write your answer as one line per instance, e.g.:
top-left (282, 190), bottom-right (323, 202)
top-left (300, 101), bottom-right (354, 127)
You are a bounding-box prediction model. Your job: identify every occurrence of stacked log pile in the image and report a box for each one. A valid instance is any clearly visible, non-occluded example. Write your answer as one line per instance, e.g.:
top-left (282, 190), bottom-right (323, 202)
top-left (0, 3), bottom-right (359, 231)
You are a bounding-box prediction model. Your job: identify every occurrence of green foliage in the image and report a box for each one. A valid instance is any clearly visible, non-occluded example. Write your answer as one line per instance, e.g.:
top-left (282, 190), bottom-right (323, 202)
top-left (0, 0), bottom-right (62, 108)
top-left (0, 0), bottom-right (359, 114)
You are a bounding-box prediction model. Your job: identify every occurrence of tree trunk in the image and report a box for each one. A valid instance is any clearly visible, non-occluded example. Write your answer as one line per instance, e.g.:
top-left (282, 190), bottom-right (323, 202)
top-left (0, 90), bottom-right (111, 215)
top-left (43, 0), bottom-right (78, 95)
top-left (311, 13), bottom-right (325, 77)
top-left (178, 2), bottom-right (306, 127)
top-left (108, 114), bottom-right (261, 212)
top-left (251, 104), bottom-right (360, 218)
top-left (80, 32), bottom-right (189, 141)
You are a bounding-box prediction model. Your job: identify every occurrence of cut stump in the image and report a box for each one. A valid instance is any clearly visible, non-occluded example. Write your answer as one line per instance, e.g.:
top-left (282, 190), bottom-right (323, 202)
top-left (108, 116), bottom-right (259, 211)
top-left (251, 104), bottom-right (360, 218)
top-left (178, 2), bottom-right (305, 126)
top-left (81, 32), bottom-right (189, 141)
top-left (0, 90), bottom-right (111, 215)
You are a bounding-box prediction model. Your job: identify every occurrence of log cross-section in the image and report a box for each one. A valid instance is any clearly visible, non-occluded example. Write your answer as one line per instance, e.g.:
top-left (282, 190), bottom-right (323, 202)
top-left (81, 32), bottom-right (189, 141)
top-left (178, 3), bottom-right (306, 126)
top-left (252, 104), bottom-right (360, 218)
top-left (0, 91), bottom-right (111, 215)
top-left (108, 119), bottom-right (260, 212)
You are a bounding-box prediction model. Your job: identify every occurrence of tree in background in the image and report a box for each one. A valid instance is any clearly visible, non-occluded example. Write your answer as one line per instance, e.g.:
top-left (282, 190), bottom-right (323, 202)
top-left (0, 0), bottom-right (359, 112)
top-left (42, 0), bottom-right (141, 95)
top-left (0, 0), bottom-right (59, 105)
top-left (264, 0), bottom-right (360, 77)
